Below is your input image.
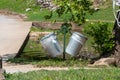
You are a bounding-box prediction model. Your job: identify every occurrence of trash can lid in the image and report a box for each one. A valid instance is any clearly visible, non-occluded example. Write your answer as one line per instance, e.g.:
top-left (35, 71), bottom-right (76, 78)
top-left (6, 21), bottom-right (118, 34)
top-left (73, 32), bottom-right (88, 39)
top-left (40, 32), bottom-right (56, 41)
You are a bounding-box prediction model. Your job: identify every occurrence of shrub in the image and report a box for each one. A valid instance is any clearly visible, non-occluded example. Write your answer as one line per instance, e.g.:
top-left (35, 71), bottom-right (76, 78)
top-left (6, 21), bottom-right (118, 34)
top-left (84, 22), bottom-right (114, 56)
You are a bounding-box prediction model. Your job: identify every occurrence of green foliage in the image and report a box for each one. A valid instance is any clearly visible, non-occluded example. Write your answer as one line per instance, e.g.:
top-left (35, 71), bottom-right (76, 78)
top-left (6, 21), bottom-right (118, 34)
top-left (84, 22), bottom-right (114, 55)
top-left (5, 68), bottom-right (120, 80)
top-left (56, 23), bottom-right (72, 34)
top-left (47, 0), bottom-right (94, 25)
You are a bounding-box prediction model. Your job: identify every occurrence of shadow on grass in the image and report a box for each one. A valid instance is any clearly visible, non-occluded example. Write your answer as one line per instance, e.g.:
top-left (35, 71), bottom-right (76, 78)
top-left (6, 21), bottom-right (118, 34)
top-left (7, 50), bottom-right (89, 67)
top-left (8, 51), bottom-right (66, 63)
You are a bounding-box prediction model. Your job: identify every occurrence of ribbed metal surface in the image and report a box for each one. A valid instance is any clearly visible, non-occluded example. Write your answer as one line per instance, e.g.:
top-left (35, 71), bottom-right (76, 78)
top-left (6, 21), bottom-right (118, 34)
top-left (40, 33), bottom-right (63, 57)
top-left (66, 32), bottom-right (87, 56)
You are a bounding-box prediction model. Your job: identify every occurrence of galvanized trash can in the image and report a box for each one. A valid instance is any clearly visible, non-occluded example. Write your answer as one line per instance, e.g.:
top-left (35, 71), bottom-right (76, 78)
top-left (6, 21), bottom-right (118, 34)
top-left (40, 33), bottom-right (63, 57)
top-left (66, 32), bottom-right (87, 56)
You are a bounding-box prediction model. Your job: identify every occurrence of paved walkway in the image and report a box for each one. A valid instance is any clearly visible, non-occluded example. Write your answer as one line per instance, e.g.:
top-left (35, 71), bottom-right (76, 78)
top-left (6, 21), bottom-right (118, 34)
top-left (3, 62), bottom-right (101, 74)
top-left (0, 14), bottom-right (31, 60)
top-left (3, 62), bottom-right (70, 73)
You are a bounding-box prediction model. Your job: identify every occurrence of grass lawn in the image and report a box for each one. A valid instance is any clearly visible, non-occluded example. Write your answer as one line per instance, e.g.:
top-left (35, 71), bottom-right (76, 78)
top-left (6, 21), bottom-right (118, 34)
top-left (5, 68), bottom-right (120, 80)
top-left (86, 7), bottom-right (114, 21)
top-left (1, 1), bottom-right (119, 80)
top-left (0, 0), bottom-right (37, 13)
top-left (0, 0), bottom-right (115, 22)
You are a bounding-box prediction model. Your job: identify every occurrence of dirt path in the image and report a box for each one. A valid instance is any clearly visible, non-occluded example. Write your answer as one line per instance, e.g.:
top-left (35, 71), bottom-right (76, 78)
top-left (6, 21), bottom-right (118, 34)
top-left (3, 62), bottom-right (78, 73)
top-left (3, 62), bottom-right (40, 73)
top-left (3, 62), bottom-right (102, 74)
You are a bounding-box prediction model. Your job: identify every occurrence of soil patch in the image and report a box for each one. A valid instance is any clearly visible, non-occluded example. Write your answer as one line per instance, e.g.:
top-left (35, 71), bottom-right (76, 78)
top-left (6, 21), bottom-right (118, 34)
top-left (32, 21), bottom-right (83, 31)
top-left (0, 10), bottom-right (27, 20)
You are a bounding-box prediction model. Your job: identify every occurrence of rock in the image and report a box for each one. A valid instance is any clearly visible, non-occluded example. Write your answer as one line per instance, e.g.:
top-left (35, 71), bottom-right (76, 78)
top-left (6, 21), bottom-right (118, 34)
top-left (37, 0), bottom-right (44, 5)
top-left (19, 14), bottom-right (27, 19)
top-left (29, 32), bottom-right (51, 41)
top-left (91, 58), bottom-right (115, 67)
top-left (29, 32), bottom-right (39, 41)
top-left (36, 0), bottom-right (57, 10)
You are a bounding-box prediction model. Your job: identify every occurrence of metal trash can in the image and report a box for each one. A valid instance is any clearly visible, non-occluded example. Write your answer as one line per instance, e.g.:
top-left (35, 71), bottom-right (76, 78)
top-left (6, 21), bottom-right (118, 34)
top-left (40, 33), bottom-right (63, 57)
top-left (66, 32), bottom-right (87, 56)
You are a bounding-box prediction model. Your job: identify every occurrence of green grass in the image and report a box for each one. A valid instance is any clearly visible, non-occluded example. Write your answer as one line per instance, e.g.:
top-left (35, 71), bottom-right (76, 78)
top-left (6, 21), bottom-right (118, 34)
top-left (25, 6), bottom-right (115, 22)
top-left (9, 57), bottom-right (88, 67)
top-left (86, 8), bottom-right (114, 21)
top-left (0, 0), bottom-right (71, 21)
top-left (0, 0), bottom-right (115, 22)
top-left (8, 36), bottom-right (88, 67)
top-left (0, 0), bottom-right (37, 13)
top-left (27, 9), bottom-right (71, 22)
top-left (5, 68), bottom-right (120, 80)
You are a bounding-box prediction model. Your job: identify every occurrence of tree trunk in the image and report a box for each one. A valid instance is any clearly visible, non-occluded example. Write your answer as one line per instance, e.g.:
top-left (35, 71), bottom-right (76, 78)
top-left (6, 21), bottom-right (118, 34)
top-left (113, 11), bottom-right (120, 67)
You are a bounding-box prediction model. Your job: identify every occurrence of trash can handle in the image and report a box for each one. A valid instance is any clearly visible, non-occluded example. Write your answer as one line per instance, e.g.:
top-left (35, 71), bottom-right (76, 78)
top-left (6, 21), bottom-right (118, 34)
top-left (52, 39), bottom-right (61, 52)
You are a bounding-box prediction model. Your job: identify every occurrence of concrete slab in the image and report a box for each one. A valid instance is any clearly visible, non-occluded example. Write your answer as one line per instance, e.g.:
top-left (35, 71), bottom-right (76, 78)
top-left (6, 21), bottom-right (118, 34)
top-left (0, 15), bottom-right (32, 59)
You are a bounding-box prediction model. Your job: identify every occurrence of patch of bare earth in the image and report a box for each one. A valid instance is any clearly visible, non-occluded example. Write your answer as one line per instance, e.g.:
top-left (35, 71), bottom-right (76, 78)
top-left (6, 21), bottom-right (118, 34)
top-left (0, 10), bottom-right (27, 20)
top-left (3, 62), bottom-right (79, 73)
